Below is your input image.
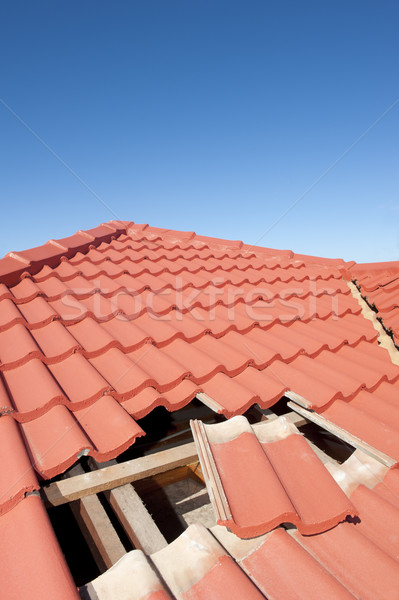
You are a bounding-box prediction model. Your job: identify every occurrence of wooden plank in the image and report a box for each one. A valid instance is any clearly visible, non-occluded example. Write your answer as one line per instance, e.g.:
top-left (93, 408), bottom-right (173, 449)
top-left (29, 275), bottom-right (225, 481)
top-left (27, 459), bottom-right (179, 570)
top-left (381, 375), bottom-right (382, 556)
top-left (42, 442), bottom-right (198, 507)
top-left (253, 407), bottom-right (308, 427)
top-left (287, 401), bottom-right (397, 468)
top-left (188, 461), bottom-right (205, 484)
top-left (135, 464), bottom-right (196, 495)
top-left (105, 485), bottom-right (167, 554)
top-left (284, 391), bottom-right (312, 409)
top-left (196, 392), bottom-right (224, 413)
top-left (67, 464), bottom-right (125, 570)
top-left (87, 457), bottom-right (167, 555)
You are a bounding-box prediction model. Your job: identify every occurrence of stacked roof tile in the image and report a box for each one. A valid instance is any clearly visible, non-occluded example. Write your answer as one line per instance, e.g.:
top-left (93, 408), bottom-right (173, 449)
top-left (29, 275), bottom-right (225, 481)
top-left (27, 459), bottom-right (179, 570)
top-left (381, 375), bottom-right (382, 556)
top-left (1, 220), bottom-right (399, 598)
top-left (191, 416), bottom-right (357, 537)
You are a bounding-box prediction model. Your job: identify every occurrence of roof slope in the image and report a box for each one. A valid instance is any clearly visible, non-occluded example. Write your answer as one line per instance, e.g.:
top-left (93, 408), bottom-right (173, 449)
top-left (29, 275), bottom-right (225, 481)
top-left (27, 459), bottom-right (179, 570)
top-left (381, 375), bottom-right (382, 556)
top-left (1, 221), bottom-right (399, 512)
top-left (1, 220), bottom-right (399, 598)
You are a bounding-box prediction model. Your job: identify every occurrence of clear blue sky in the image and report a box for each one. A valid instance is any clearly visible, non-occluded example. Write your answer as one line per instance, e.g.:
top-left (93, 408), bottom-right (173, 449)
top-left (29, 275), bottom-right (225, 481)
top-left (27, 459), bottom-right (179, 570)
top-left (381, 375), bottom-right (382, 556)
top-left (1, 1), bottom-right (398, 263)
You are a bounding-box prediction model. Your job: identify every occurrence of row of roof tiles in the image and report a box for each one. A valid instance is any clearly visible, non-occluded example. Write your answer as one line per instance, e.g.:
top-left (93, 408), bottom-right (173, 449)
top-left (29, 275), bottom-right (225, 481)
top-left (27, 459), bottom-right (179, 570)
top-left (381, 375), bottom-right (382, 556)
top-left (0, 220), bottom-right (349, 286)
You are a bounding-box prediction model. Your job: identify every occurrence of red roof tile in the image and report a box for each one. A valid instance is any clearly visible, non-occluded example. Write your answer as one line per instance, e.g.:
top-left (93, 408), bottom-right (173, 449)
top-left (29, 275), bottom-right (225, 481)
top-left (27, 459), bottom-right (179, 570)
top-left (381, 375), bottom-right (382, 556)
top-left (191, 416), bottom-right (356, 537)
top-left (213, 526), bottom-right (356, 600)
top-left (89, 448), bottom-right (398, 600)
top-left (0, 494), bottom-right (79, 599)
top-left (80, 550), bottom-right (172, 600)
top-left (151, 523), bottom-right (265, 599)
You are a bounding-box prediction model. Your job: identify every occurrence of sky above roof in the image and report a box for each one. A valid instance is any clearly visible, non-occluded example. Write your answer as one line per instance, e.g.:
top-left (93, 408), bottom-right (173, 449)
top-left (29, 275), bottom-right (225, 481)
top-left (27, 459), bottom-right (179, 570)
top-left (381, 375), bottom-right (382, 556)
top-left (1, 0), bottom-right (398, 263)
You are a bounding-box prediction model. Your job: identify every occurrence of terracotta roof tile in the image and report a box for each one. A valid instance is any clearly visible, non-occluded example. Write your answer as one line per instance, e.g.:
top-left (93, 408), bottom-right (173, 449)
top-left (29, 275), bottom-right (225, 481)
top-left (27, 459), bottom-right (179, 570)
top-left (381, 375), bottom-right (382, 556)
top-left (0, 494), bottom-right (79, 599)
top-left (121, 379), bottom-right (201, 419)
top-left (321, 396), bottom-right (399, 462)
top-left (292, 520), bottom-right (399, 599)
top-left (152, 523), bottom-right (265, 599)
top-left (80, 549), bottom-right (172, 600)
top-left (0, 415), bottom-right (39, 515)
top-left (192, 416), bottom-right (356, 537)
top-left (212, 526), bottom-right (356, 600)
top-left (20, 397), bottom-right (144, 479)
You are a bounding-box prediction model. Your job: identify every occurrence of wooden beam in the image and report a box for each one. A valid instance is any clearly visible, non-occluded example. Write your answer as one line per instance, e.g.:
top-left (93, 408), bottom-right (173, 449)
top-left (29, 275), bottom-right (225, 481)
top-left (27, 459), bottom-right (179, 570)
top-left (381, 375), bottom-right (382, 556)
top-left (196, 392), bottom-right (224, 413)
top-left (105, 485), bottom-right (167, 554)
top-left (42, 442), bottom-right (199, 507)
top-left (67, 464), bottom-right (125, 570)
top-left (135, 462), bottom-right (203, 495)
top-left (87, 458), bottom-right (167, 555)
top-left (188, 461), bottom-right (205, 484)
top-left (254, 407), bottom-right (308, 428)
top-left (287, 401), bottom-right (397, 468)
top-left (284, 391), bottom-right (311, 409)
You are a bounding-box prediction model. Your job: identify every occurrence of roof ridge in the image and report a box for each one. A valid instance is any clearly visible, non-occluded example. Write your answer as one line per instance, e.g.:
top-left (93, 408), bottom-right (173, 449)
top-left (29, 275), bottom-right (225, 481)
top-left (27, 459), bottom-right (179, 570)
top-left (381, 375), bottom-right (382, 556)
top-left (0, 221), bottom-right (134, 287)
top-left (0, 219), bottom-right (353, 287)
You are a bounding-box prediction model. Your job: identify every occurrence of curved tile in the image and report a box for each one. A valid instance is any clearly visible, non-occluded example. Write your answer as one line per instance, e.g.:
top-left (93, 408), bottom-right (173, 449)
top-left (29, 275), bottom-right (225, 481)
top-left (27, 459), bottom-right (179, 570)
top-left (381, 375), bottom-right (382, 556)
top-left (0, 415), bottom-right (39, 515)
top-left (0, 297), bottom-right (25, 331)
top-left (122, 379), bottom-right (201, 419)
top-left (321, 399), bottom-right (399, 462)
top-left (20, 398), bottom-right (144, 479)
top-left (292, 521), bottom-right (399, 600)
top-left (0, 495), bottom-right (79, 599)
top-left (80, 549), bottom-right (172, 600)
top-left (88, 347), bottom-right (157, 398)
top-left (198, 416), bottom-right (356, 537)
top-left (212, 526), bottom-right (356, 600)
top-left (48, 353), bottom-right (111, 404)
top-left (152, 523), bottom-right (265, 600)
top-left (351, 485), bottom-right (399, 560)
top-left (0, 323), bottom-right (43, 369)
top-left (3, 359), bottom-right (66, 421)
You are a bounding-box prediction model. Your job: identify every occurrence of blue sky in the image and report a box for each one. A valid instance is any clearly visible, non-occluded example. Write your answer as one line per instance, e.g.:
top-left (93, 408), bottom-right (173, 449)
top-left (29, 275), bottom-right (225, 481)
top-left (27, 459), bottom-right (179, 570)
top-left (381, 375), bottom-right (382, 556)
top-left (1, 1), bottom-right (398, 263)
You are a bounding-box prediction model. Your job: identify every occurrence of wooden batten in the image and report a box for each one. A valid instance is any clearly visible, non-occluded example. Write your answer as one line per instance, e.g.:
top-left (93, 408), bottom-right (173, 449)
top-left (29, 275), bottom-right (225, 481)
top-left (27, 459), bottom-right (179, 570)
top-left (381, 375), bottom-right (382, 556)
top-left (66, 463), bottom-right (125, 571)
top-left (42, 442), bottom-right (199, 507)
top-left (88, 458), bottom-right (167, 555)
top-left (287, 401), bottom-right (397, 468)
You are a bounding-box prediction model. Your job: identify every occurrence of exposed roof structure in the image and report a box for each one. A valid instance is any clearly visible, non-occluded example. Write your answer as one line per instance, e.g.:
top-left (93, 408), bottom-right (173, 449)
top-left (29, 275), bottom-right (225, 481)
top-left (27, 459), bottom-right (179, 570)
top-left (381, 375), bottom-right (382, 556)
top-left (80, 448), bottom-right (399, 600)
top-left (1, 219), bottom-right (399, 598)
top-left (83, 461), bottom-right (399, 600)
